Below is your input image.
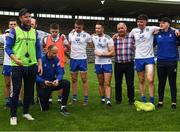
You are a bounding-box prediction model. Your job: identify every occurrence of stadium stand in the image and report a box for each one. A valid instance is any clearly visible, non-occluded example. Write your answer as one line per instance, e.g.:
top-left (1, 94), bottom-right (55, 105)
top-left (0, 0), bottom-right (180, 63)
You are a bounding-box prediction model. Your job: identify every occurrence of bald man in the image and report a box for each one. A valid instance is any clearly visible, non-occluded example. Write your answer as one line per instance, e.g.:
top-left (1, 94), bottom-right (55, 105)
top-left (36, 45), bottom-right (70, 116)
top-left (112, 22), bottom-right (135, 105)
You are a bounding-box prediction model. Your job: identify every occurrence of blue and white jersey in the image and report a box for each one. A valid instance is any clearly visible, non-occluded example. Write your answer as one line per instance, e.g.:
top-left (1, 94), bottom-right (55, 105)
top-left (131, 26), bottom-right (159, 59)
top-left (92, 34), bottom-right (114, 64)
top-left (0, 34), bottom-right (11, 66)
top-left (68, 31), bottom-right (92, 59)
top-left (37, 30), bottom-right (49, 46)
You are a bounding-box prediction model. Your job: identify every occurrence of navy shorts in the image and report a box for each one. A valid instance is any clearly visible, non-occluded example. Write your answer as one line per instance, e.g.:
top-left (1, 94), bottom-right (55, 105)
top-left (95, 64), bottom-right (112, 74)
top-left (134, 57), bottom-right (155, 72)
top-left (70, 59), bottom-right (87, 72)
top-left (2, 65), bottom-right (12, 76)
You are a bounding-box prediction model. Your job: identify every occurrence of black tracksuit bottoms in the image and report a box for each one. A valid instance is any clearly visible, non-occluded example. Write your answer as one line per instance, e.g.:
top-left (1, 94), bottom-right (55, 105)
top-left (36, 79), bottom-right (70, 111)
top-left (10, 65), bottom-right (36, 117)
top-left (157, 61), bottom-right (177, 103)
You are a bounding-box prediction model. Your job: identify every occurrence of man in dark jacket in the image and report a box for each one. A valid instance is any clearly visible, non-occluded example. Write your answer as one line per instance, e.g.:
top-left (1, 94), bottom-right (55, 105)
top-left (36, 45), bottom-right (70, 116)
top-left (154, 17), bottom-right (180, 109)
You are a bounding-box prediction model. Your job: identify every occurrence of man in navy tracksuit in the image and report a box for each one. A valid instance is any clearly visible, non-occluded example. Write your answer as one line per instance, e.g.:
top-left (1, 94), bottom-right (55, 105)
top-left (36, 45), bottom-right (70, 115)
top-left (154, 17), bottom-right (180, 109)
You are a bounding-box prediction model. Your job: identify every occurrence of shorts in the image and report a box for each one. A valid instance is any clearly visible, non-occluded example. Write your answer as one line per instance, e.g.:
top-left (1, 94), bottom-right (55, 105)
top-left (70, 59), bottom-right (87, 72)
top-left (95, 64), bottom-right (112, 74)
top-left (2, 65), bottom-right (12, 76)
top-left (134, 57), bottom-right (155, 72)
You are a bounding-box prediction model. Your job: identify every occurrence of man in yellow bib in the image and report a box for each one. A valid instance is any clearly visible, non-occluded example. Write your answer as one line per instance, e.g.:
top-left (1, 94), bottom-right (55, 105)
top-left (6, 8), bottom-right (42, 125)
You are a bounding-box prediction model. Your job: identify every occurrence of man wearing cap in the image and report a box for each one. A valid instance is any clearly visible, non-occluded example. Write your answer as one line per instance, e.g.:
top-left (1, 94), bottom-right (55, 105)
top-left (0, 18), bottom-right (17, 107)
top-left (131, 14), bottom-right (179, 104)
top-left (154, 17), bottom-right (180, 109)
top-left (6, 8), bottom-right (42, 125)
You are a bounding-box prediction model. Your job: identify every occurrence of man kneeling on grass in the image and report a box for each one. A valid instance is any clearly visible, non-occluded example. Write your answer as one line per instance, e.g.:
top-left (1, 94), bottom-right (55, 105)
top-left (36, 45), bottom-right (70, 116)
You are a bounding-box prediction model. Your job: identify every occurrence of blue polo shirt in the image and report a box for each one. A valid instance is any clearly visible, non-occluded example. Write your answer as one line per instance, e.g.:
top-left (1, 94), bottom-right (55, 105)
top-left (154, 28), bottom-right (180, 61)
top-left (36, 54), bottom-right (64, 84)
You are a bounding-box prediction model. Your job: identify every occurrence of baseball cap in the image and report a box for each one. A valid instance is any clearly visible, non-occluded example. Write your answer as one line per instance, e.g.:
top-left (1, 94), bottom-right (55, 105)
top-left (19, 8), bottom-right (31, 16)
top-left (159, 17), bottom-right (171, 25)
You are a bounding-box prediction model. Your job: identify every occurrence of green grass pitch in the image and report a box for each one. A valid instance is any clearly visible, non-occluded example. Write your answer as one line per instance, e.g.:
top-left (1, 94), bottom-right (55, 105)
top-left (0, 63), bottom-right (180, 131)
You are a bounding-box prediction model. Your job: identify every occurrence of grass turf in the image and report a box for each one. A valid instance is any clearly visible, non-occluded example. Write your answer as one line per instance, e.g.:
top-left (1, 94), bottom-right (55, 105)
top-left (0, 63), bottom-right (180, 131)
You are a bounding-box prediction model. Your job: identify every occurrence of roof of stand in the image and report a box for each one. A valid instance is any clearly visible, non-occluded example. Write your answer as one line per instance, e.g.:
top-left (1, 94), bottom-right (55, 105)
top-left (0, 0), bottom-right (180, 18)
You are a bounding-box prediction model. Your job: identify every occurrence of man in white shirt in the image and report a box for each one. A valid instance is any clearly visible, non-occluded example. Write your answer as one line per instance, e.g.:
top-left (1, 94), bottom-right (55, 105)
top-left (0, 18), bottom-right (17, 107)
top-left (68, 20), bottom-right (92, 105)
top-left (131, 14), bottom-right (159, 104)
top-left (92, 21), bottom-right (115, 106)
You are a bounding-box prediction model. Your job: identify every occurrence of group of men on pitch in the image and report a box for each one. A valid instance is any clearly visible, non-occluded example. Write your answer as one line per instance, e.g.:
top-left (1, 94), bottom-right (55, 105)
top-left (1, 8), bottom-right (180, 125)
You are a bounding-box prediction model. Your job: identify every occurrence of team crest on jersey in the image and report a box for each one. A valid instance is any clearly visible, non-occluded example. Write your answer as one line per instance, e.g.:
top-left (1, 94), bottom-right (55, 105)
top-left (139, 34), bottom-right (145, 42)
top-left (169, 34), bottom-right (172, 37)
top-left (98, 43), bottom-right (104, 48)
top-left (52, 64), bottom-right (55, 68)
top-left (83, 34), bottom-right (86, 38)
top-left (44, 64), bottom-right (47, 67)
top-left (75, 38), bottom-right (80, 43)
top-left (77, 33), bottom-right (80, 37)
top-left (146, 28), bottom-right (149, 32)
top-left (139, 34), bottom-right (145, 39)
top-left (103, 39), bottom-right (107, 43)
